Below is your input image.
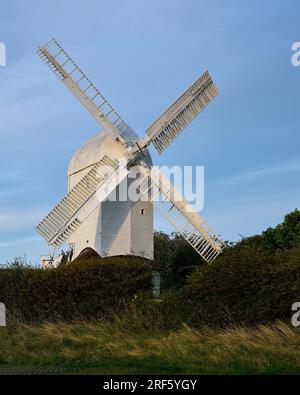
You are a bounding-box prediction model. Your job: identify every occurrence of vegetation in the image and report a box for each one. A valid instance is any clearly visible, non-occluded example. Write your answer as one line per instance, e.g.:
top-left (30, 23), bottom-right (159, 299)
top-left (154, 231), bottom-right (200, 288)
top-left (180, 243), bottom-right (300, 327)
top-left (0, 210), bottom-right (300, 326)
top-left (157, 210), bottom-right (300, 324)
top-left (0, 320), bottom-right (299, 374)
top-left (0, 257), bottom-right (152, 322)
top-left (155, 209), bottom-right (300, 288)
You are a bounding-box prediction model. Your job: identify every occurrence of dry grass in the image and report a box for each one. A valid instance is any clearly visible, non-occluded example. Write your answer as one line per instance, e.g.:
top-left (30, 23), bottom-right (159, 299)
top-left (0, 320), bottom-right (300, 374)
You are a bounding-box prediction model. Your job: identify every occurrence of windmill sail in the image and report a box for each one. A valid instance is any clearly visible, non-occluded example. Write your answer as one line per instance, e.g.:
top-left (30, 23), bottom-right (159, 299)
top-left (138, 165), bottom-right (223, 263)
top-left (37, 39), bottom-right (130, 145)
top-left (36, 156), bottom-right (129, 248)
top-left (144, 71), bottom-right (218, 154)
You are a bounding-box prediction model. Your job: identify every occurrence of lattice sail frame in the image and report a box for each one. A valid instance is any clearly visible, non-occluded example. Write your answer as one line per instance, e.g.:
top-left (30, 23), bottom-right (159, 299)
top-left (36, 156), bottom-right (128, 248)
top-left (137, 165), bottom-right (224, 263)
top-left (142, 71), bottom-right (218, 154)
top-left (37, 39), bottom-right (130, 145)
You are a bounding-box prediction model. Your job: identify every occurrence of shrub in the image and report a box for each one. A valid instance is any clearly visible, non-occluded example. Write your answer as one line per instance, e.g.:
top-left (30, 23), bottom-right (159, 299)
top-left (0, 256), bottom-right (152, 322)
top-left (182, 244), bottom-right (300, 327)
top-left (154, 231), bottom-right (203, 288)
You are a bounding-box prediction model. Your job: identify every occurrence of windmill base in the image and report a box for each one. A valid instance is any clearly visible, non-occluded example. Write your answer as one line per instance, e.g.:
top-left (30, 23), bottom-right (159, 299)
top-left (68, 198), bottom-right (154, 260)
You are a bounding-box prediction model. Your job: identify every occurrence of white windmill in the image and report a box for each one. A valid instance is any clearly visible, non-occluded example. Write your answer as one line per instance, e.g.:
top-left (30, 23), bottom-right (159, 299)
top-left (36, 39), bottom-right (224, 266)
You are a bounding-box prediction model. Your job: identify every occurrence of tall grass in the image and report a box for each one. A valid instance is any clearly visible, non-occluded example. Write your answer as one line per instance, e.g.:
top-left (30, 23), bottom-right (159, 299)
top-left (0, 320), bottom-right (299, 374)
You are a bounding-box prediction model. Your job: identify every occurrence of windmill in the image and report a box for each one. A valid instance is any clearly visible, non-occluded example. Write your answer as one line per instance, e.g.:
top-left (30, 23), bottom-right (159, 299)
top-left (36, 38), bottom-right (224, 265)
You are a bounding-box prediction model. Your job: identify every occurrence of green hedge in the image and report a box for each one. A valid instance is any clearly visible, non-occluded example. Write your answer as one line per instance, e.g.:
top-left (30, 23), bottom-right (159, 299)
top-left (181, 245), bottom-right (300, 327)
top-left (1, 210), bottom-right (300, 328)
top-left (0, 257), bottom-right (152, 322)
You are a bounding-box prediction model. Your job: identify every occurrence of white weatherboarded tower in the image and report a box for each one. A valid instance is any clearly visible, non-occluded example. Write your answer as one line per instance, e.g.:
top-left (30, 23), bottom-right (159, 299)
top-left (68, 132), bottom-right (153, 259)
top-left (36, 39), bottom-right (224, 264)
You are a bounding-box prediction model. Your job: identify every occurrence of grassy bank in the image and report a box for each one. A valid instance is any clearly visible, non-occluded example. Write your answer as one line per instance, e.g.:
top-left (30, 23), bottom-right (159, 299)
top-left (0, 320), bottom-right (299, 374)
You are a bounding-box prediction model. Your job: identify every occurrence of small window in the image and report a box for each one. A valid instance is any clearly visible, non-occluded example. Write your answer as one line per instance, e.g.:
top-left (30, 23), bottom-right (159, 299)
top-left (140, 208), bottom-right (146, 216)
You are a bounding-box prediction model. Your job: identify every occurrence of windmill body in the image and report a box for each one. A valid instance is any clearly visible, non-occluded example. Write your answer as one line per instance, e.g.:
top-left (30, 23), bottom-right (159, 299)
top-left (68, 130), bottom-right (153, 259)
top-left (36, 39), bottom-right (224, 265)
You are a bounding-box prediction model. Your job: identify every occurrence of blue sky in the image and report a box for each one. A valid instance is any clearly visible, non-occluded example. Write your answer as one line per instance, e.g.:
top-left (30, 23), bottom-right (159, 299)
top-left (0, 0), bottom-right (299, 264)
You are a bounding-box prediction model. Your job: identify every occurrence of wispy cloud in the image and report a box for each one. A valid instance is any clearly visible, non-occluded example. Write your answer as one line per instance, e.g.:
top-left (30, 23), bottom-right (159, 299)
top-left (209, 162), bottom-right (300, 189)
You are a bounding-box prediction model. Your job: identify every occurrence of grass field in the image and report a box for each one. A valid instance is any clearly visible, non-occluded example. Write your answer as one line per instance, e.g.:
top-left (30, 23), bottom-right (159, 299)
top-left (0, 320), bottom-right (300, 374)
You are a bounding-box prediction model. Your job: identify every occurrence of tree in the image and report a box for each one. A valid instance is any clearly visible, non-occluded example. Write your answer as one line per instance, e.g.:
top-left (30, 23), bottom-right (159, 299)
top-left (154, 231), bottom-right (203, 288)
top-left (263, 209), bottom-right (300, 251)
